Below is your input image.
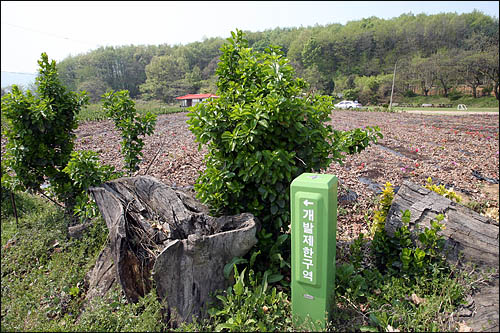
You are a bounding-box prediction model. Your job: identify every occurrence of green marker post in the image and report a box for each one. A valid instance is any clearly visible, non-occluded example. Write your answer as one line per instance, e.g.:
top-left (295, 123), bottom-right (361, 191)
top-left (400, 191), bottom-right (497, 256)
top-left (290, 173), bottom-right (338, 330)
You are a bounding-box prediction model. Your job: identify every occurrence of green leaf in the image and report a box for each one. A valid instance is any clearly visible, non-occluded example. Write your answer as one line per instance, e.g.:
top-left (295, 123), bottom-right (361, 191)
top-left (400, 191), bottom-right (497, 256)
top-left (249, 250), bottom-right (261, 267)
top-left (267, 274), bottom-right (284, 284)
top-left (233, 269), bottom-right (246, 296)
top-left (223, 257), bottom-right (248, 279)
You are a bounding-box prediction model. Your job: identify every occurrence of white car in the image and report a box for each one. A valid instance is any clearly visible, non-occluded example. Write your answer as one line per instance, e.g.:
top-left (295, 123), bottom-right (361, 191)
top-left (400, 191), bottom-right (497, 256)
top-left (334, 100), bottom-right (362, 109)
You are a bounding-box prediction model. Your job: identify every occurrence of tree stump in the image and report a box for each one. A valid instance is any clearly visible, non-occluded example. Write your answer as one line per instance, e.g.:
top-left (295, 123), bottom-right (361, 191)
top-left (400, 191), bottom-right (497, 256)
top-left (86, 175), bottom-right (258, 326)
top-left (386, 180), bottom-right (499, 332)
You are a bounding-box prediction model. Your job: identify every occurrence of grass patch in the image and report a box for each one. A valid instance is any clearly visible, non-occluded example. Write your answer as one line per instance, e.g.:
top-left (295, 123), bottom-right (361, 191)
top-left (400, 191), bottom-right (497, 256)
top-left (1, 191), bottom-right (108, 331)
top-left (1, 189), bottom-right (496, 331)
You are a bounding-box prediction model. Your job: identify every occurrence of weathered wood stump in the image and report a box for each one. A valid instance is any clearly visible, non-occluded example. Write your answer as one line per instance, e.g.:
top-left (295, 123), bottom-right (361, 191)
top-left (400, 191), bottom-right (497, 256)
top-left (386, 180), bottom-right (499, 332)
top-left (85, 175), bottom-right (258, 326)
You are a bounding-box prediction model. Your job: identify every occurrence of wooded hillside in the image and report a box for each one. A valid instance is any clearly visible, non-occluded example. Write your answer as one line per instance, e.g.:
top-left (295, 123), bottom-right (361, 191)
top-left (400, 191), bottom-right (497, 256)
top-left (56, 11), bottom-right (499, 104)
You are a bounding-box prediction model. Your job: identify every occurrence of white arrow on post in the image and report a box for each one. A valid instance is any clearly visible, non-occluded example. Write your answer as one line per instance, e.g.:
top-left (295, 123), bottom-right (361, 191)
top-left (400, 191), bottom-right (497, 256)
top-left (303, 199), bottom-right (314, 207)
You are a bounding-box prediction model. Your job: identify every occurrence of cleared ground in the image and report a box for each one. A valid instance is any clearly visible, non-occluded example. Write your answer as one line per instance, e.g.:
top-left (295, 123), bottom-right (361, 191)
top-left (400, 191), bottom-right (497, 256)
top-left (69, 110), bottom-right (499, 242)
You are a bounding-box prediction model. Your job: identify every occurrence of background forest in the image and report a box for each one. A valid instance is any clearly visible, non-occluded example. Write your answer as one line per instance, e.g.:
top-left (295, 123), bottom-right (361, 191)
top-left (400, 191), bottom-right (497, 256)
top-left (9, 11), bottom-right (498, 105)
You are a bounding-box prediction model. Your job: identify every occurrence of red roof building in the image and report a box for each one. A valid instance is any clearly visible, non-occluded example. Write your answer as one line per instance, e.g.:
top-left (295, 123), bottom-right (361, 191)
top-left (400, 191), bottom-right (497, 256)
top-left (175, 94), bottom-right (219, 107)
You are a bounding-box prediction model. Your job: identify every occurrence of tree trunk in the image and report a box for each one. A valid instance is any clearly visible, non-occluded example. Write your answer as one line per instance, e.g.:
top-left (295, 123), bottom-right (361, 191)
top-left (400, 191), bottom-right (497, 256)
top-left (440, 79), bottom-right (449, 97)
top-left (386, 180), bottom-right (499, 269)
top-left (86, 175), bottom-right (259, 327)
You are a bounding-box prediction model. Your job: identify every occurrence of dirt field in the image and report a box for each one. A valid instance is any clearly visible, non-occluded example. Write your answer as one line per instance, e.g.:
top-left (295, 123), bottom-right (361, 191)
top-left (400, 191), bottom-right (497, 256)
top-left (2, 110), bottom-right (497, 241)
top-left (71, 110), bottom-right (499, 241)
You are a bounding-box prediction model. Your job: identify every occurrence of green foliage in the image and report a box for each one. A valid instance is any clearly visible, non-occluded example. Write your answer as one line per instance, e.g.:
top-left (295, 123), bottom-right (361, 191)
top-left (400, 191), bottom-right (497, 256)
top-left (448, 89), bottom-right (464, 100)
top-left (425, 177), bottom-right (462, 203)
top-left (206, 265), bottom-right (292, 332)
top-left (1, 191), bottom-right (165, 332)
top-left (1, 192), bottom-right (108, 331)
top-left (342, 88), bottom-right (360, 100)
top-left (74, 287), bottom-right (164, 332)
top-left (371, 209), bottom-right (448, 277)
top-left (56, 12), bottom-right (498, 102)
top-left (370, 182), bottom-right (394, 236)
top-left (333, 194), bottom-right (490, 332)
top-left (102, 90), bottom-right (157, 174)
top-left (358, 266), bottom-right (475, 332)
top-left (2, 183), bottom-right (495, 332)
top-left (187, 29), bottom-right (382, 244)
top-left (1, 53), bottom-right (89, 212)
top-left (465, 199), bottom-right (496, 216)
top-left (62, 150), bottom-right (123, 221)
top-left (403, 89), bottom-right (417, 97)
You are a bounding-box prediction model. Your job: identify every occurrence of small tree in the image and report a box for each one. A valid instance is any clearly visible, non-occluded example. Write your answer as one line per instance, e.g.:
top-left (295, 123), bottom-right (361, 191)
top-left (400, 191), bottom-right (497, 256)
top-left (1, 53), bottom-right (89, 219)
top-left (188, 30), bottom-right (382, 241)
top-left (102, 90), bottom-right (157, 175)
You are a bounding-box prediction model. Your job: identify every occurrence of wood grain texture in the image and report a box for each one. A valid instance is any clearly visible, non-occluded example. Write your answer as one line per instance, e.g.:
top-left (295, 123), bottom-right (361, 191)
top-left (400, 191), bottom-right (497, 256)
top-left (86, 176), bottom-right (258, 326)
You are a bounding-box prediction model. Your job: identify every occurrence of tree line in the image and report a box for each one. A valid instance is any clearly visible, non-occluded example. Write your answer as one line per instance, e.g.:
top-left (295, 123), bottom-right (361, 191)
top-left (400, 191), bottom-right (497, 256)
top-left (53, 10), bottom-right (498, 104)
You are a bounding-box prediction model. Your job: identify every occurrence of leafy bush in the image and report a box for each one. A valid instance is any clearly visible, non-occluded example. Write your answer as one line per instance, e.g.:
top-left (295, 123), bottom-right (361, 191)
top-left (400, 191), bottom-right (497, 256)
top-left (1, 53), bottom-right (89, 215)
top-left (62, 150), bottom-right (123, 221)
top-left (102, 90), bottom-right (157, 175)
top-left (187, 29), bottom-right (382, 242)
top-left (371, 209), bottom-right (448, 277)
top-left (333, 184), bottom-right (479, 332)
top-left (342, 88), bottom-right (360, 101)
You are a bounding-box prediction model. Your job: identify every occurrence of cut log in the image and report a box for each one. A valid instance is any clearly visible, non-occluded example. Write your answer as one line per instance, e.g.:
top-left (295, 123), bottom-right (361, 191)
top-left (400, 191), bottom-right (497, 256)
top-left (86, 175), bottom-right (258, 327)
top-left (386, 180), bottom-right (499, 332)
top-left (386, 180), bottom-right (499, 269)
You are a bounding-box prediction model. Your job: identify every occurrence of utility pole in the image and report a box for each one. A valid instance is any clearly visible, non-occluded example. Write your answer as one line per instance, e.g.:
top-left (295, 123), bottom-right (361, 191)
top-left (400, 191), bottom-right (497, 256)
top-left (389, 60), bottom-right (397, 111)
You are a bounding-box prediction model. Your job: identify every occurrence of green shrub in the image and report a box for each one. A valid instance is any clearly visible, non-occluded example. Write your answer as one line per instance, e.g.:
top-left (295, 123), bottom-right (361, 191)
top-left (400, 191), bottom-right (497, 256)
top-left (187, 29), bottom-right (382, 241)
top-left (102, 90), bottom-right (157, 175)
top-left (333, 192), bottom-right (481, 332)
top-left (62, 150), bottom-right (123, 221)
top-left (403, 90), bottom-right (417, 97)
top-left (1, 53), bottom-right (89, 216)
top-left (342, 88), bottom-right (360, 101)
top-left (371, 209), bottom-right (448, 277)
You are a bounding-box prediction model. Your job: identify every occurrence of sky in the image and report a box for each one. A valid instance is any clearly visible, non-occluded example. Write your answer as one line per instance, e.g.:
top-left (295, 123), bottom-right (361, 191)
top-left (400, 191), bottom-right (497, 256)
top-left (1, 0), bottom-right (499, 83)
